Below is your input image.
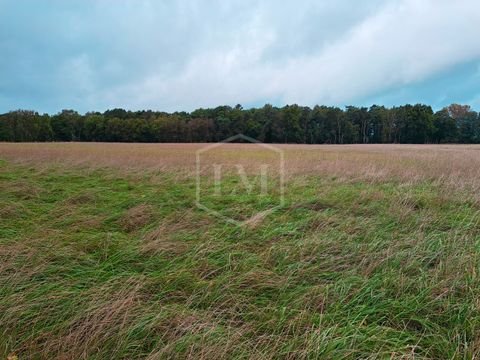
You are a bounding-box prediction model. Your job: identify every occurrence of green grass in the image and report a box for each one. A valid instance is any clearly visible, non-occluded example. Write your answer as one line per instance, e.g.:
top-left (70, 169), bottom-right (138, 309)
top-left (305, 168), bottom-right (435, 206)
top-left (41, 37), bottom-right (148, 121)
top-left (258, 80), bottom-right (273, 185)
top-left (1, 160), bottom-right (480, 359)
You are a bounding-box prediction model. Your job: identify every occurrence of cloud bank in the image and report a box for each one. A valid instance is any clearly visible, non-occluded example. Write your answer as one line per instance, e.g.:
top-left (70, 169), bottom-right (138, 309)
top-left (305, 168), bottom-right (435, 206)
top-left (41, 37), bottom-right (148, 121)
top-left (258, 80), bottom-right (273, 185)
top-left (0, 0), bottom-right (480, 113)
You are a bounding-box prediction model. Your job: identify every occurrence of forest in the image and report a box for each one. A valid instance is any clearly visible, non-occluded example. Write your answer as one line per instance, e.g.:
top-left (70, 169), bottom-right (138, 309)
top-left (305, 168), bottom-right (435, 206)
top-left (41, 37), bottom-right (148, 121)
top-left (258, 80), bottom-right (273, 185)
top-left (0, 103), bottom-right (479, 144)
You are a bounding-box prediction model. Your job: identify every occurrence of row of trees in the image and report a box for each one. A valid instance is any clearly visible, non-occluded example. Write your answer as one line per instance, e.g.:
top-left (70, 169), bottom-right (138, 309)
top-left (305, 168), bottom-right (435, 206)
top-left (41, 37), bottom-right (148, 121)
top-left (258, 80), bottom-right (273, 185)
top-left (1, 104), bottom-right (479, 144)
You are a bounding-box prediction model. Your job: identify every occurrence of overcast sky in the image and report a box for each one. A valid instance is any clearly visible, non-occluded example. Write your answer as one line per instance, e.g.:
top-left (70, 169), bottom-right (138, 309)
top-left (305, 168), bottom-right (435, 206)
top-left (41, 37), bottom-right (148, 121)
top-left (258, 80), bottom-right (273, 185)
top-left (1, 0), bottom-right (480, 114)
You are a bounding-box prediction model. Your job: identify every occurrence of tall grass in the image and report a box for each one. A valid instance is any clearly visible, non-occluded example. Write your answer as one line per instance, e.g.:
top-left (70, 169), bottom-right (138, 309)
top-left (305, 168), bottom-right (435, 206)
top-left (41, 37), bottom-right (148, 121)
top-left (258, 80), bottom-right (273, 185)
top-left (0, 144), bottom-right (479, 358)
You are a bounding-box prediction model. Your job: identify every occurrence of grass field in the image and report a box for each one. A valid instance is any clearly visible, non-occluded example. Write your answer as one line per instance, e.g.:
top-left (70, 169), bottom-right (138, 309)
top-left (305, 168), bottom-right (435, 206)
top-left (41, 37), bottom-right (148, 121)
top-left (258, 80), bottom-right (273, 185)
top-left (1, 142), bottom-right (480, 359)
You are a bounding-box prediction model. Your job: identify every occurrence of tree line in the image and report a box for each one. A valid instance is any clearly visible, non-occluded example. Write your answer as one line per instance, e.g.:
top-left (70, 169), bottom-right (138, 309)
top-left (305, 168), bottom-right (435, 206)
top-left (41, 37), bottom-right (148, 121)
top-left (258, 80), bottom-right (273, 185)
top-left (1, 103), bottom-right (479, 144)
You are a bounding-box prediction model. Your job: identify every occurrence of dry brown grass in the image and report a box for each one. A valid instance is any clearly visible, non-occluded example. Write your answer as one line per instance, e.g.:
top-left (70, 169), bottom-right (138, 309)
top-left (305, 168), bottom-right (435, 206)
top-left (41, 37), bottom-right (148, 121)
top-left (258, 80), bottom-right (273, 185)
top-left (141, 209), bottom-right (212, 256)
top-left (119, 203), bottom-right (154, 232)
top-left (1, 142), bottom-right (480, 192)
top-left (26, 277), bottom-right (146, 359)
top-left (141, 223), bottom-right (189, 257)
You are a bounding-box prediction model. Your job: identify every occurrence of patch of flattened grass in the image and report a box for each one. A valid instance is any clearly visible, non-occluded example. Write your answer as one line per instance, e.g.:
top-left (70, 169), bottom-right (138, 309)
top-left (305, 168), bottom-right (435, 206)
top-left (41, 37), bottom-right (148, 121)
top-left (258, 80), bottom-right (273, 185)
top-left (119, 203), bottom-right (155, 232)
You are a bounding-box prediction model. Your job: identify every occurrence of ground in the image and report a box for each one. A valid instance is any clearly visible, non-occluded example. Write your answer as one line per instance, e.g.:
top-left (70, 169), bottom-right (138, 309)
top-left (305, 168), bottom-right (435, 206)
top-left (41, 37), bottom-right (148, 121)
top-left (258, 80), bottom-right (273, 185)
top-left (1, 143), bottom-right (480, 359)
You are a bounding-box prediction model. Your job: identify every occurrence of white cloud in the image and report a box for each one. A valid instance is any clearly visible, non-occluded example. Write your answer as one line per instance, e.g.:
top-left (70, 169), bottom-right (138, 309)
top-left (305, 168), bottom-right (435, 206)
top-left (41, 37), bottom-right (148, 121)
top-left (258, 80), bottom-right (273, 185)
top-left (104, 0), bottom-right (480, 111)
top-left (277, 0), bottom-right (480, 105)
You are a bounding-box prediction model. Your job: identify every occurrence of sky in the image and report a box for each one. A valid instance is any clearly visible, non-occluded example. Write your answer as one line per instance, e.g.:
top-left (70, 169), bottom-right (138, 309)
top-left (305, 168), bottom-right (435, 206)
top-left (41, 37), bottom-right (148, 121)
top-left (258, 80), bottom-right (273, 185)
top-left (1, 0), bottom-right (480, 114)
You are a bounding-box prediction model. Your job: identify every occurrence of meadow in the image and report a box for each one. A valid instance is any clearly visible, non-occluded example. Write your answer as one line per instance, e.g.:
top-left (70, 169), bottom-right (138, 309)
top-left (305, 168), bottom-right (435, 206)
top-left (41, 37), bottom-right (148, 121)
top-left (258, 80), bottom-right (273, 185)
top-left (1, 142), bottom-right (480, 359)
